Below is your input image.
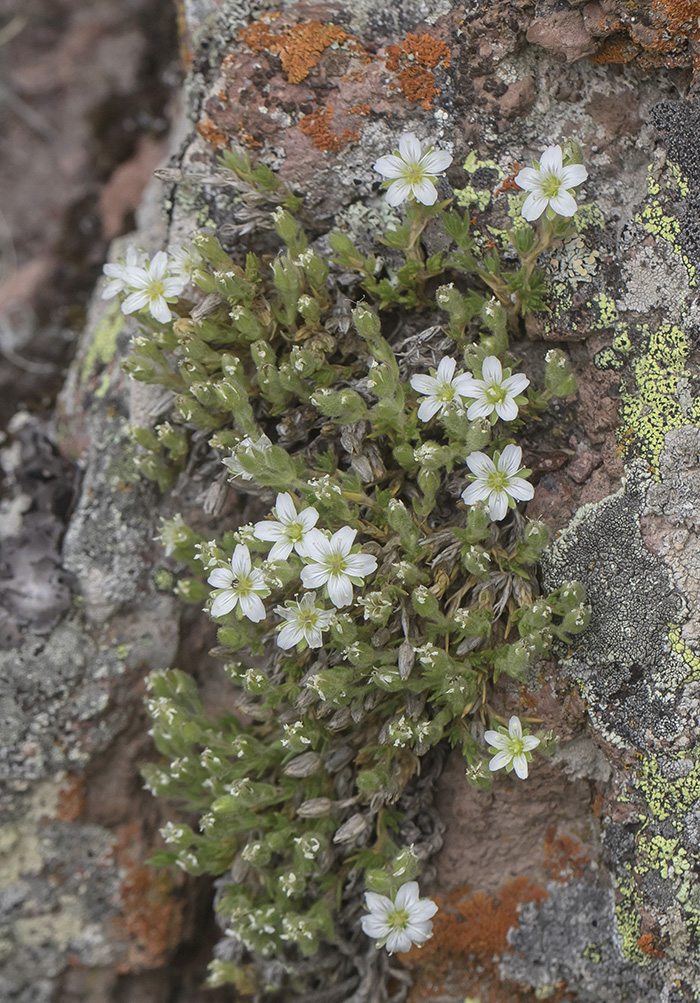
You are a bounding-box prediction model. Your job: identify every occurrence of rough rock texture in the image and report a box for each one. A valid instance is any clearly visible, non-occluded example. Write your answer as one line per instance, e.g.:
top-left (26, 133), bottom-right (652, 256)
top-left (4, 0), bottom-right (700, 1001)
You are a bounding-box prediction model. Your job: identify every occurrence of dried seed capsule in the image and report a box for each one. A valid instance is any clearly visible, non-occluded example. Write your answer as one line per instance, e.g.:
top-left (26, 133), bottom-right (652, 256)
top-left (283, 752), bottom-right (322, 778)
top-left (333, 812), bottom-right (369, 844)
top-left (296, 797), bottom-right (333, 818)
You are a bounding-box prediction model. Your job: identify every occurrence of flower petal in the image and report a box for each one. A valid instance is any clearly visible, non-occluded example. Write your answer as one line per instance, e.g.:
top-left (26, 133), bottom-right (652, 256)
top-left (521, 192), bottom-right (549, 221)
top-left (398, 133), bottom-right (423, 163)
top-left (121, 290), bottom-right (150, 314)
top-left (394, 882), bottom-right (419, 909)
top-left (298, 507), bottom-right (319, 531)
top-left (488, 490), bottom-right (510, 521)
top-left (489, 750), bottom-right (512, 771)
top-left (149, 296), bottom-right (172, 324)
top-left (522, 735), bottom-right (541, 751)
top-left (508, 716), bottom-right (523, 739)
top-left (362, 915), bottom-right (390, 938)
top-left (461, 481), bottom-right (492, 505)
top-left (210, 591), bottom-right (238, 617)
top-left (539, 144), bottom-right (563, 174)
top-left (208, 567), bottom-right (234, 589)
top-left (275, 492), bottom-right (297, 523)
top-left (409, 899), bottom-right (438, 922)
top-left (150, 250), bottom-right (169, 278)
top-left (513, 754), bottom-right (529, 779)
top-left (514, 166), bottom-right (541, 192)
top-left (254, 521), bottom-right (286, 543)
top-left (365, 892), bottom-right (393, 917)
top-left (385, 179), bottom-right (412, 207)
top-left (495, 398), bottom-right (518, 421)
top-left (502, 373), bottom-right (530, 396)
top-left (330, 526), bottom-right (356, 555)
top-left (326, 573), bottom-right (354, 608)
top-left (549, 189), bottom-right (577, 217)
top-left (481, 356), bottom-right (502, 383)
top-left (465, 451), bottom-right (494, 477)
top-left (411, 177), bottom-right (438, 206)
top-left (417, 397), bottom-right (442, 422)
top-left (386, 929), bottom-right (413, 954)
top-left (300, 565), bottom-right (329, 589)
top-left (420, 149), bottom-right (452, 174)
top-left (410, 374), bottom-right (439, 396)
top-left (467, 398), bottom-right (494, 420)
top-left (343, 553), bottom-right (378, 577)
top-left (436, 356), bottom-right (456, 382)
top-left (498, 443), bottom-right (523, 476)
top-left (484, 730), bottom-right (509, 749)
top-left (230, 544), bottom-right (252, 576)
top-left (277, 622), bottom-right (304, 649)
top-left (268, 539), bottom-right (294, 561)
top-left (507, 476), bottom-right (534, 502)
top-left (374, 154), bottom-right (406, 179)
top-left (560, 163), bottom-right (588, 188)
top-left (239, 592), bottom-right (266, 622)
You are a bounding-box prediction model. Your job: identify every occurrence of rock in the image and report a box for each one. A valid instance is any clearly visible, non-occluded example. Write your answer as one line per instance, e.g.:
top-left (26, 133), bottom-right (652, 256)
top-left (526, 11), bottom-right (597, 63)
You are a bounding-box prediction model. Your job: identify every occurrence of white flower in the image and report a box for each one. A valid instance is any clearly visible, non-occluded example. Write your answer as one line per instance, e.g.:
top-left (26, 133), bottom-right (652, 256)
top-left (274, 592), bottom-right (333, 649)
top-left (253, 492), bottom-right (320, 560)
top-left (170, 244), bottom-right (202, 284)
top-left (361, 881), bottom-right (438, 954)
top-left (410, 356), bottom-right (473, 421)
top-left (374, 133), bottom-right (452, 207)
top-left (300, 527), bottom-right (378, 608)
top-left (515, 145), bottom-right (588, 222)
top-left (223, 434), bottom-right (273, 480)
top-left (101, 246), bottom-right (147, 300)
top-left (121, 251), bottom-right (186, 323)
top-left (461, 444), bottom-right (534, 521)
top-left (484, 715), bottom-right (540, 779)
top-left (458, 356), bottom-right (530, 422)
top-left (207, 544), bottom-right (270, 621)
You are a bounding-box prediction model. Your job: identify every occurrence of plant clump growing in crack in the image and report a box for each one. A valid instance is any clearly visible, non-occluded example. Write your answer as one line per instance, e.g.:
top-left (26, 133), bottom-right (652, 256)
top-left (106, 135), bottom-right (591, 999)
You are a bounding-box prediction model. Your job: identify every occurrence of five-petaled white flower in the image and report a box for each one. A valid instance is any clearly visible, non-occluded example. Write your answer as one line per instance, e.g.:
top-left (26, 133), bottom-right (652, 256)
top-left (101, 246), bottom-right (147, 300)
top-left (515, 145), bottom-right (588, 222)
top-left (207, 544), bottom-right (270, 621)
top-left (120, 251), bottom-right (186, 323)
top-left (300, 527), bottom-right (378, 608)
top-left (484, 715), bottom-right (540, 779)
top-left (274, 592), bottom-right (333, 649)
top-left (374, 133), bottom-right (452, 207)
top-left (361, 881), bottom-right (438, 954)
top-left (410, 356), bottom-right (473, 421)
top-left (459, 356), bottom-right (530, 422)
top-left (461, 444), bottom-right (534, 522)
top-left (253, 492), bottom-right (320, 561)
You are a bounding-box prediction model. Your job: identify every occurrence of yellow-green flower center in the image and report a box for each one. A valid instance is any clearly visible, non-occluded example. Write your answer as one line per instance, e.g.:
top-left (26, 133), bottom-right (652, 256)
top-left (485, 383), bottom-right (507, 404)
top-left (387, 907), bottom-right (410, 931)
top-left (147, 278), bottom-right (166, 299)
top-left (487, 471), bottom-right (508, 492)
top-left (437, 383), bottom-right (455, 402)
top-left (327, 554), bottom-right (346, 574)
top-left (540, 172), bottom-right (562, 199)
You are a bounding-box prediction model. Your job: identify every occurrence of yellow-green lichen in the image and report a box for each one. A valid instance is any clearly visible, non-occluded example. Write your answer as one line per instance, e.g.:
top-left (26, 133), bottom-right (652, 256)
top-left (613, 865), bottom-right (650, 966)
top-left (669, 624), bottom-right (700, 683)
top-left (81, 302), bottom-right (125, 390)
top-left (453, 151), bottom-right (504, 211)
top-left (634, 751), bottom-right (700, 825)
top-left (597, 322), bottom-right (700, 474)
top-left (636, 167), bottom-right (696, 287)
top-left (637, 833), bottom-right (690, 879)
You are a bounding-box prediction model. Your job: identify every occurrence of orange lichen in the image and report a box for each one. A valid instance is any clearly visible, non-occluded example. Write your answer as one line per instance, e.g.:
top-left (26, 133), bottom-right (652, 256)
top-left (237, 18), bottom-right (367, 85)
top-left (543, 824), bottom-right (590, 883)
top-left (385, 33), bottom-right (451, 110)
top-left (346, 103), bottom-right (371, 116)
top-left (299, 105), bottom-right (360, 152)
top-left (409, 877), bottom-right (548, 962)
top-left (495, 162), bottom-right (524, 197)
top-left (637, 932), bottom-right (665, 958)
top-left (112, 823), bottom-right (184, 972)
top-left (593, 0), bottom-right (700, 74)
top-left (196, 113), bottom-right (229, 150)
top-left (55, 774), bottom-right (86, 822)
